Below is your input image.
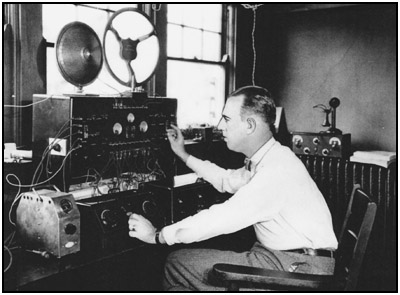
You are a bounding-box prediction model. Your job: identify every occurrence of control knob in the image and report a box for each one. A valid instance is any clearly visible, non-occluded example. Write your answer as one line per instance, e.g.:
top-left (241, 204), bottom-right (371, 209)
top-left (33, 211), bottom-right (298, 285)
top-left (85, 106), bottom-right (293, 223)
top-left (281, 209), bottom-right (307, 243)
top-left (312, 137), bottom-right (320, 145)
top-left (100, 209), bottom-right (118, 228)
top-left (322, 148), bottom-right (330, 156)
top-left (292, 135), bottom-right (303, 148)
top-left (64, 223), bottom-right (77, 235)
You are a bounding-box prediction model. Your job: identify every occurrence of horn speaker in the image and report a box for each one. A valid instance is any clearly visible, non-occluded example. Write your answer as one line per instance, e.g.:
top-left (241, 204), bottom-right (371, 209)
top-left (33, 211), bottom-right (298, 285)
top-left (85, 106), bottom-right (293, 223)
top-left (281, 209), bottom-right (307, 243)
top-left (56, 21), bottom-right (103, 91)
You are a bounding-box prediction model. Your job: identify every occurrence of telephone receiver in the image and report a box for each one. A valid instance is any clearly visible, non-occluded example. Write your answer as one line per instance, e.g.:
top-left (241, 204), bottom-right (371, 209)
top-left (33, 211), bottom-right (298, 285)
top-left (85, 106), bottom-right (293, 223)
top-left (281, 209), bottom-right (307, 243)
top-left (313, 97), bottom-right (342, 134)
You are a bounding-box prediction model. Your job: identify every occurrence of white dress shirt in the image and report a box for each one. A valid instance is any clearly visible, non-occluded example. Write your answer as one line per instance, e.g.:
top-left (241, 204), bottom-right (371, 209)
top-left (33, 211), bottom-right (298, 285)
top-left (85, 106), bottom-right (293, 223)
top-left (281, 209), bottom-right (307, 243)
top-left (162, 138), bottom-right (338, 251)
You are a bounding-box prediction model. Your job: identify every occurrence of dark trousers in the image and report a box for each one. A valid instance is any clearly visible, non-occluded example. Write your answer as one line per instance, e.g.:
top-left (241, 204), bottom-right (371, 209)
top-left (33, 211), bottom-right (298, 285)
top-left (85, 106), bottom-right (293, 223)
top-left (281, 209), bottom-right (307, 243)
top-left (163, 242), bottom-right (335, 291)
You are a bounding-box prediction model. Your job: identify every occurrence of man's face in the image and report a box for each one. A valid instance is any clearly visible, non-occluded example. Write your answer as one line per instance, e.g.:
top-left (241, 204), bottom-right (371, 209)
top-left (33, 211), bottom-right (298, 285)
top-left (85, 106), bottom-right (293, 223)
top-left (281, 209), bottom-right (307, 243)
top-left (217, 95), bottom-right (248, 153)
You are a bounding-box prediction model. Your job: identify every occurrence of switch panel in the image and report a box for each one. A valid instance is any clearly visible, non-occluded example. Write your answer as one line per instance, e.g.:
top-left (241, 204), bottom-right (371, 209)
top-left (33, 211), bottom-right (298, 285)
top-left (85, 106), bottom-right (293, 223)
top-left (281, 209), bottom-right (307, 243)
top-left (291, 132), bottom-right (351, 158)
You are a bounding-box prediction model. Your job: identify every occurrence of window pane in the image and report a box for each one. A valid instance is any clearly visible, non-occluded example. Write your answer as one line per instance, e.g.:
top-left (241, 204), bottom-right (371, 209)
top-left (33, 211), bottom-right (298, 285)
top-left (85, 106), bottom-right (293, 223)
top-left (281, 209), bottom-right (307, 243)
top-left (167, 60), bottom-right (225, 128)
top-left (182, 4), bottom-right (203, 28)
top-left (168, 4), bottom-right (183, 24)
top-left (43, 4), bottom-right (77, 42)
top-left (167, 24), bottom-right (182, 57)
top-left (43, 4), bottom-right (141, 95)
top-left (203, 32), bottom-right (221, 61)
top-left (202, 4), bottom-right (222, 32)
top-left (182, 27), bottom-right (202, 59)
top-left (106, 4), bottom-right (138, 11)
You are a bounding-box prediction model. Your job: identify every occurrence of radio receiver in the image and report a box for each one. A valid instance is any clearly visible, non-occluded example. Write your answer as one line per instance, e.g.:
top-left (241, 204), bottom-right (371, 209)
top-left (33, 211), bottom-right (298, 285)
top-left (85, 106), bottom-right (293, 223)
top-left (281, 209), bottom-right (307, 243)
top-left (33, 7), bottom-right (176, 195)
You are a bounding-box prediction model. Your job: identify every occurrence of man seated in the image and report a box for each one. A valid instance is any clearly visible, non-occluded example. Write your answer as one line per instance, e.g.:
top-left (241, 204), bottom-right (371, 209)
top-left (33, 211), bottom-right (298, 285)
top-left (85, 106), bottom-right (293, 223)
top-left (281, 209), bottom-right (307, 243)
top-left (128, 86), bottom-right (338, 291)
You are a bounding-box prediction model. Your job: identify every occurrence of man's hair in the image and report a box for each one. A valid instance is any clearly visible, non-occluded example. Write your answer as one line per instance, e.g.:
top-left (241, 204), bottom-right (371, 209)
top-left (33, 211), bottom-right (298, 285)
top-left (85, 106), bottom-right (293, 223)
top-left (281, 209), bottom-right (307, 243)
top-left (229, 86), bottom-right (276, 133)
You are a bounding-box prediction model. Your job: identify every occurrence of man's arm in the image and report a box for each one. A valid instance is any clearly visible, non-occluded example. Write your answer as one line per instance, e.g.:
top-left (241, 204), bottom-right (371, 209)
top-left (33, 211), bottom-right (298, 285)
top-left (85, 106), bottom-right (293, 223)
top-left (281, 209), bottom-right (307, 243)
top-left (167, 125), bottom-right (246, 193)
top-left (166, 125), bottom-right (189, 163)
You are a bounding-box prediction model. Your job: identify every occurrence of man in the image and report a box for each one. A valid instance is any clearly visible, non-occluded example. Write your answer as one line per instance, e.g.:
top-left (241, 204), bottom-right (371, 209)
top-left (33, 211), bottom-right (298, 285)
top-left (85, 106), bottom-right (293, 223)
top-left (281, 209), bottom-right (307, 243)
top-left (128, 86), bottom-right (338, 291)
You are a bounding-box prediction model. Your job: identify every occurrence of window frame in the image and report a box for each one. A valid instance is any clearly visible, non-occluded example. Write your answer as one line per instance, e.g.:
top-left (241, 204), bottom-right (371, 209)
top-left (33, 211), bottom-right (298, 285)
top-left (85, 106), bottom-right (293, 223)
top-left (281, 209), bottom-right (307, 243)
top-left (3, 4), bottom-right (236, 144)
top-left (152, 4), bottom-right (236, 100)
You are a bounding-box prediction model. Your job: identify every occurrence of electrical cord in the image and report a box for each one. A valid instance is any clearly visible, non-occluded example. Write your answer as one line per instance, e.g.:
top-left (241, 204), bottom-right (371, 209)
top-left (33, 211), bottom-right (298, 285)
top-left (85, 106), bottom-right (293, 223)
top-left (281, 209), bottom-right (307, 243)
top-left (242, 4), bottom-right (264, 86)
top-left (6, 145), bottom-right (81, 190)
top-left (4, 95), bottom-right (53, 108)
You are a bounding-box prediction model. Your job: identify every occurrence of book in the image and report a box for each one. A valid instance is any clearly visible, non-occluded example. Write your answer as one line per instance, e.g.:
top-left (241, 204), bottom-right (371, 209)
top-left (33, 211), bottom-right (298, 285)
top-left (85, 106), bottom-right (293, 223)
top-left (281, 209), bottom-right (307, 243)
top-left (350, 150), bottom-right (396, 168)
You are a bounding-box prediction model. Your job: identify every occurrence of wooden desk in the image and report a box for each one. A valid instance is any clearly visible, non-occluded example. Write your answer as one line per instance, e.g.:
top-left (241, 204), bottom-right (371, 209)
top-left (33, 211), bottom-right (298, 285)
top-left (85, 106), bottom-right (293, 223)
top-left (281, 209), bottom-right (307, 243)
top-left (4, 243), bottom-right (168, 291)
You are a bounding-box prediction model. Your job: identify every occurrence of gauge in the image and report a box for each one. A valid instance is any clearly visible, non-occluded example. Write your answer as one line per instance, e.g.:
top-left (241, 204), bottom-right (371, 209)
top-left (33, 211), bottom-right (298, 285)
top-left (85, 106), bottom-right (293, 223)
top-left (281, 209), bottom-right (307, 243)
top-left (60, 199), bottom-right (73, 214)
top-left (127, 113), bottom-right (135, 123)
top-left (139, 121), bottom-right (148, 133)
top-left (113, 122), bottom-right (123, 135)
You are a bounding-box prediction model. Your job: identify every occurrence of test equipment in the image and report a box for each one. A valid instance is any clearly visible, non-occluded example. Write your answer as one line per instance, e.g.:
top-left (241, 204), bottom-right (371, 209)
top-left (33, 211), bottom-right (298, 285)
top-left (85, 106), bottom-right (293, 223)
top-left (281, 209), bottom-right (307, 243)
top-left (21, 8), bottom-right (177, 256)
top-left (16, 187), bottom-right (80, 258)
top-left (291, 97), bottom-right (351, 158)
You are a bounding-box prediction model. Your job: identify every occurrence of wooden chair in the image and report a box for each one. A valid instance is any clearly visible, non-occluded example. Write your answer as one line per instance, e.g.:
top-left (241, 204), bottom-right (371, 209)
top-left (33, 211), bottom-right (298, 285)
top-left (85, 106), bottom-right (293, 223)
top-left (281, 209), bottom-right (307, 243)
top-left (213, 184), bottom-right (377, 291)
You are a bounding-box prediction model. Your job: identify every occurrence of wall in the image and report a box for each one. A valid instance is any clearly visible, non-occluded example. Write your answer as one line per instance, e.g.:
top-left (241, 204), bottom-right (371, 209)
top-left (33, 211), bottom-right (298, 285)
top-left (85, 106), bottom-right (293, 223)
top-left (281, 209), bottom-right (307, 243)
top-left (236, 4), bottom-right (396, 152)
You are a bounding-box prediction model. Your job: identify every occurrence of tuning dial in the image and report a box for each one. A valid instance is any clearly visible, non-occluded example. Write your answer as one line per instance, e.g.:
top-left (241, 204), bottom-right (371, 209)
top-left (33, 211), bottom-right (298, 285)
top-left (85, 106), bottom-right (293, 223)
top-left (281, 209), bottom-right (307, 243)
top-left (142, 200), bottom-right (156, 216)
top-left (303, 147), bottom-right (311, 154)
top-left (140, 121), bottom-right (148, 133)
top-left (113, 122), bottom-right (123, 135)
top-left (127, 113), bottom-right (135, 123)
top-left (100, 209), bottom-right (118, 228)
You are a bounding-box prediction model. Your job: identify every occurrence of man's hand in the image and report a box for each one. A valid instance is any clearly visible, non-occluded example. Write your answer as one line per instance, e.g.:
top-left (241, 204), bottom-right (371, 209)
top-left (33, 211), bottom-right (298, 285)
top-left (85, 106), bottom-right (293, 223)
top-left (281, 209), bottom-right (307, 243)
top-left (166, 124), bottom-right (189, 163)
top-left (128, 213), bottom-right (157, 244)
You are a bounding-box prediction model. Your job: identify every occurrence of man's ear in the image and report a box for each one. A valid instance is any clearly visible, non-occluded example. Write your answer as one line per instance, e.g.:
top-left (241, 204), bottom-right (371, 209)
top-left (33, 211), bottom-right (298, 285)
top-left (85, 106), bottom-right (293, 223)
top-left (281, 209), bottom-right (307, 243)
top-left (246, 117), bottom-right (256, 134)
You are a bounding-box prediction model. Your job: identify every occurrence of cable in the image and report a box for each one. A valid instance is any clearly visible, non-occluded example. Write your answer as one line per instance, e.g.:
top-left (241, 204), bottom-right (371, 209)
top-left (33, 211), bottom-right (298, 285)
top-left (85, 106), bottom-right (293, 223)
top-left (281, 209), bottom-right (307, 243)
top-left (242, 4), bottom-right (264, 86)
top-left (6, 145), bottom-right (81, 189)
top-left (4, 95), bottom-right (53, 108)
top-left (3, 245), bottom-right (13, 273)
top-left (97, 77), bottom-right (124, 97)
top-left (31, 121), bottom-right (72, 186)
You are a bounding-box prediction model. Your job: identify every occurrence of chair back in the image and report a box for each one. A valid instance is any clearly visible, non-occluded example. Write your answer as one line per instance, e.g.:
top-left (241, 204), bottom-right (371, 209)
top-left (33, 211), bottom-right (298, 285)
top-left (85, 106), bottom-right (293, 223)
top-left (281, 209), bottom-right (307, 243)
top-left (334, 184), bottom-right (377, 291)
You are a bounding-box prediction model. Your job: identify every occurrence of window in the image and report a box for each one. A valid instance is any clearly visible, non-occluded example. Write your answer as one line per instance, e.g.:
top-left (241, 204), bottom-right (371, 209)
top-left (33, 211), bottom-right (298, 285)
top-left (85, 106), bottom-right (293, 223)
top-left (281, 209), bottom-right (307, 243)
top-left (43, 4), bottom-right (138, 95)
top-left (166, 4), bottom-right (229, 128)
top-left (42, 4), bottom-right (236, 128)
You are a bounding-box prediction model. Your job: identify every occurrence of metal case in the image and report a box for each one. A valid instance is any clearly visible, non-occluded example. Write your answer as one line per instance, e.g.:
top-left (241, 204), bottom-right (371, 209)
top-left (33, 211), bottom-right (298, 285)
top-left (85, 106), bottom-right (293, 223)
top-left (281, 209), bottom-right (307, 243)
top-left (16, 188), bottom-right (80, 258)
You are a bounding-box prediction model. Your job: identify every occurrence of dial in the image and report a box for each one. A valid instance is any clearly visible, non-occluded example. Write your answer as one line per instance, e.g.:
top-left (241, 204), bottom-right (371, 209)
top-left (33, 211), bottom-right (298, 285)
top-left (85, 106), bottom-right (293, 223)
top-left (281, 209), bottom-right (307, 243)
top-left (127, 113), bottom-right (135, 123)
top-left (142, 200), bottom-right (156, 216)
top-left (113, 122), bottom-right (123, 135)
top-left (60, 199), bottom-right (73, 214)
top-left (100, 209), bottom-right (118, 228)
top-left (139, 121), bottom-right (148, 133)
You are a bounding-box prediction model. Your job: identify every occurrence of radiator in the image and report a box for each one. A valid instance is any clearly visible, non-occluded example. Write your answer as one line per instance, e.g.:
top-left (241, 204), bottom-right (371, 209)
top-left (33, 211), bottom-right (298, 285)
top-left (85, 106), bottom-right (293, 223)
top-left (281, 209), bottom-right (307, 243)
top-left (297, 155), bottom-right (397, 264)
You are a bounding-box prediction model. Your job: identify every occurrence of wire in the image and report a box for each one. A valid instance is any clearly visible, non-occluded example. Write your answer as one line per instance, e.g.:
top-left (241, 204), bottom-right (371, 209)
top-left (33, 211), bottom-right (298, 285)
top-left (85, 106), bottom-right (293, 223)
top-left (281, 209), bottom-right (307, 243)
top-left (242, 4), bottom-right (264, 86)
top-left (4, 95), bottom-right (53, 108)
top-left (31, 121), bottom-right (72, 186)
top-left (97, 77), bottom-right (124, 97)
top-left (3, 245), bottom-right (13, 273)
top-left (6, 145), bottom-right (81, 189)
top-left (6, 174), bottom-right (23, 227)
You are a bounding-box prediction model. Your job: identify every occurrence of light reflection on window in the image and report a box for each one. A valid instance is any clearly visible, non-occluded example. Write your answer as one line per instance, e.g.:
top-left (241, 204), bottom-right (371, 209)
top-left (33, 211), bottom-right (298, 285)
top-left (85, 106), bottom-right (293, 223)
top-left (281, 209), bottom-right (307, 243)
top-left (166, 4), bottom-right (224, 128)
top-left (167, 60), bottom-right (225, 128)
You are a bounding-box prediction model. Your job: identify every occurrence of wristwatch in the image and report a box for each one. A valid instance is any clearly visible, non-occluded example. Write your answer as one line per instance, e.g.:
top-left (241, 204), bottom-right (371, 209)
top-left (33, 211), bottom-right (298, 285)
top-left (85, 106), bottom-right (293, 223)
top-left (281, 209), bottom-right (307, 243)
top-left (155, 231), bottom-right (161, 245)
